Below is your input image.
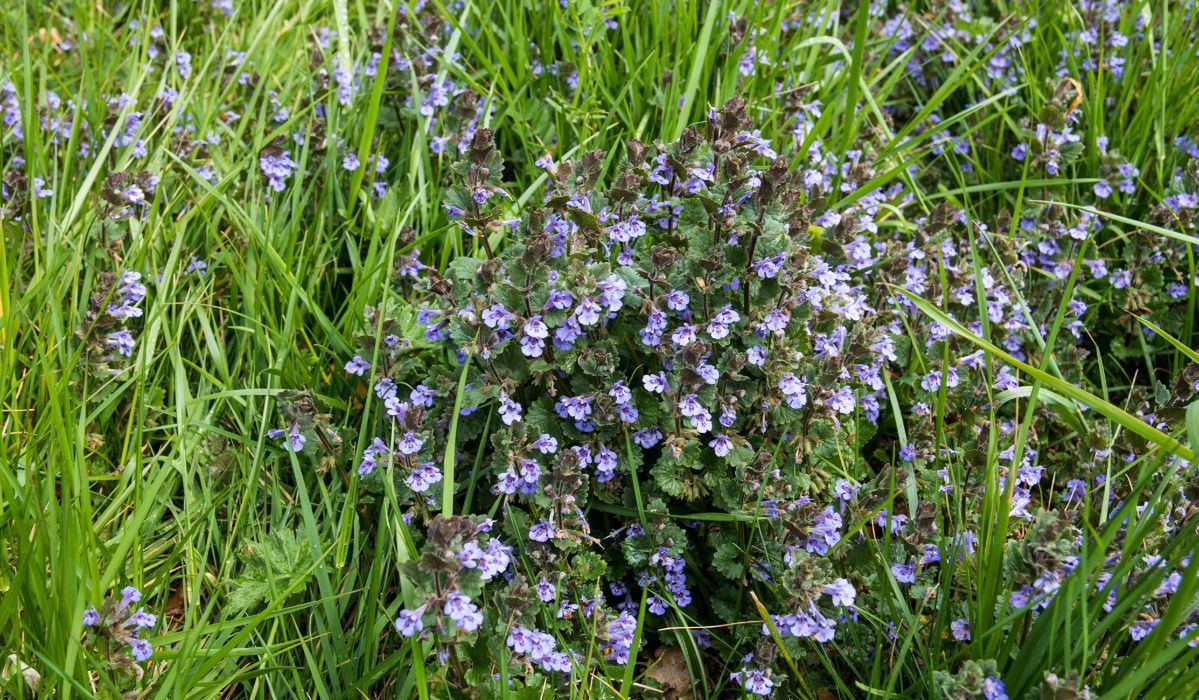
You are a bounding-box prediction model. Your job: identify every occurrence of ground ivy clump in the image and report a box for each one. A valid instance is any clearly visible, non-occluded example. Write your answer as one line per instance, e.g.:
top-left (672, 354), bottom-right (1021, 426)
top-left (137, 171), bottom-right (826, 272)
top-left (356, 100), bottom-right (892, 680)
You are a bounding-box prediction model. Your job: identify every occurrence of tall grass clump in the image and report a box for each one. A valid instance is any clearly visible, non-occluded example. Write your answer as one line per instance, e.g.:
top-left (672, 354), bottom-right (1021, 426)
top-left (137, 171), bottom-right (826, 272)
top-left (2, 0), bottom-right (1199, 698)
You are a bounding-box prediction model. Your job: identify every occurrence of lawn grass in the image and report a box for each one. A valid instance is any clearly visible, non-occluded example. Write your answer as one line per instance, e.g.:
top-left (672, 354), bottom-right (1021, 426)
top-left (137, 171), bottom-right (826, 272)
top-left (2, 0), bottom-right (1199, 697)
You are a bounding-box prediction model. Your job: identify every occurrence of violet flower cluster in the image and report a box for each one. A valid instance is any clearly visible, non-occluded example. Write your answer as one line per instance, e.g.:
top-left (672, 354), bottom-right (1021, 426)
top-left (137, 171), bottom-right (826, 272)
top-left (81, 585), bottom-right (157, 667)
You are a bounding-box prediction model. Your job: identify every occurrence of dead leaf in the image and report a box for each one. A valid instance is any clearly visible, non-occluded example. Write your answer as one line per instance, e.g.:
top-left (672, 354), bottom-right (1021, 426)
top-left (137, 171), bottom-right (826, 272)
top-left (645, 645), bottom-right (692, 699)
top-left (165, 582), bottom-right (187, 628)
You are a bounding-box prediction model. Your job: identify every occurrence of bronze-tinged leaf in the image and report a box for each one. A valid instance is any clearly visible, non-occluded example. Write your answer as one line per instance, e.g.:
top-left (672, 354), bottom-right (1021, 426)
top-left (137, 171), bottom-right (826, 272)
top-left (100, 171), bottom-right (133, 207)
top-left (543, 194), bottom-right (572, 209)
top-left (567, 207), bottom-right (601, 232)
top-left (1166, 363), bottom-right (1199, 407)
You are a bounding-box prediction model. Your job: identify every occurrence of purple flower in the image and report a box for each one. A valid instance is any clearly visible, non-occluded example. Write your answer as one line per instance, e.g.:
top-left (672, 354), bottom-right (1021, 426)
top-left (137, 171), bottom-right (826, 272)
top-left (524, 315), bottom-right (548, 339)
top-left (597, 275), bottom-right (628, 310)
top-left (778, 372), bottom-right (807, 409)
top-left (123, 608), bottom-right (156, 628)
top-left (385, 396), bottom-right (410, 422)
top-left (479, 539), bottom-right (511, 580)
top-left (608, 381), bottom-right (633, 405)
top-left (594, 445), bottom-right (619, 482)
top-left (410, 384), bottom-right (435, 407)
top-left (529, 519), bottom-right (555, 542)
top-left (1009, 486), bottom-right (1033, 520)
top-left (472, 187), bottom-right (495, 205)
top-left (993, 366), bottom-right (1018, 391)
top-left (554, 316), bottom-right (583, 349)
top-left (920, 368), bottom-right (944, 391)
top-left (605, 611), bottom-right (638, 664)
top-left (405, 462), bottom-right (441, 492)
top-left (358, 440), bottom-right (384, 476)
top-left (498, 393), bottom-right (523, 425)
top-left (813, 327), bottom-right (846, 358)
top-left (107, 329), bottom-right (136, 356)
top-left (1084, 259), bottom-right (1109, 279)
top-left (482, 304), bottom-right (511, 329)
top-left (733, 668), bottom-right (774, 696)
top-left (891, 561), bottom-right (917, 584)
top-left (1130, 619), bottom-right (1159, 641)
top-left (1062, 478), bottom-right (1087, 504)
top-left (344, 355), bottom-right (371, 376)
top-left (546, 289), bottom-right (573, 310)
top-left (518, 459), bottom-right (541, 487)
top-left (120, 586), bottom-right (142, 608)
top-left (129, 638), bottom-right (153, 662)
top-left (664, 289), bottom-right (690, 310)
top-left (507, 625), bottom-right (538, 653)
top-left (757, 308), bottom-right (789, 335)
top-left (695, 362), bottom-right (719, 385)
top-left (260, 149), bottom-right (299, 192)
top-left (805, 507), bottom-right (843, 554)
top-left (443, 591), bottom-right (483, 633)
top-left (982, 677), bottom-right (1007, 700)
top-left (951, 618), bottom-right (971, 641)
top-left (32, 177), bottom-right (52, 198)
top-left (175, 50), bottom-right (192, 80)
top-left (825, 386), bottom-right (855, 414)
top-left (678, 393), bottom-right (705, 418)
top-left (709, 434), bottom-right (734, 457)
top-left (495, 468), bottom-right (519, 494)
top-left (519, 334), bottom-right (545, 357)
top-left (575, 297), bottom-right (601, 326)
top-left (642, 372), bottom-right (669, 393)
top-left (667, 322), bottom-right (697, 347)
top-left (539, 649), bottom-right (572, 673)
top-left (1010, 585), bottom-right (1034, 609)
top-left (395, 608), bottom-right (425, 637)
top-left (531, 434), bottom-right (558, 454)
top-left (823, 578), bottom-right (856, 607)
top-left (334, 64), bottom-right (355, 105)
top-left (737, 130), bottom-right (777, 159)
top-left (633, 427), bottom-right (663, 448)
top-left (707, 305), bottom-right (739, 339)
top-left (397, 431), bottom-right (423, 455)
top-left (556, 395), bottom-right (592, 421)
top-left (286, 423), bottom-right (305, 452)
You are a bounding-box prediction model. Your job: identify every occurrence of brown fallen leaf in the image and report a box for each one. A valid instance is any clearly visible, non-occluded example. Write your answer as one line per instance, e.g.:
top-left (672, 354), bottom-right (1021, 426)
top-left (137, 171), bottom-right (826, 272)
top-left (165, 582), bottom-right (187, 627)
top-left (645, 645), bottom-right (692, 699)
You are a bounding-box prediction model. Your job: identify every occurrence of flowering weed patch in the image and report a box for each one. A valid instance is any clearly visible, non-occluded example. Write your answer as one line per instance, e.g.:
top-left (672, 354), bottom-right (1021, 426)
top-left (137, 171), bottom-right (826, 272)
top-left (3, 1), bottom-right (1199, 698)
